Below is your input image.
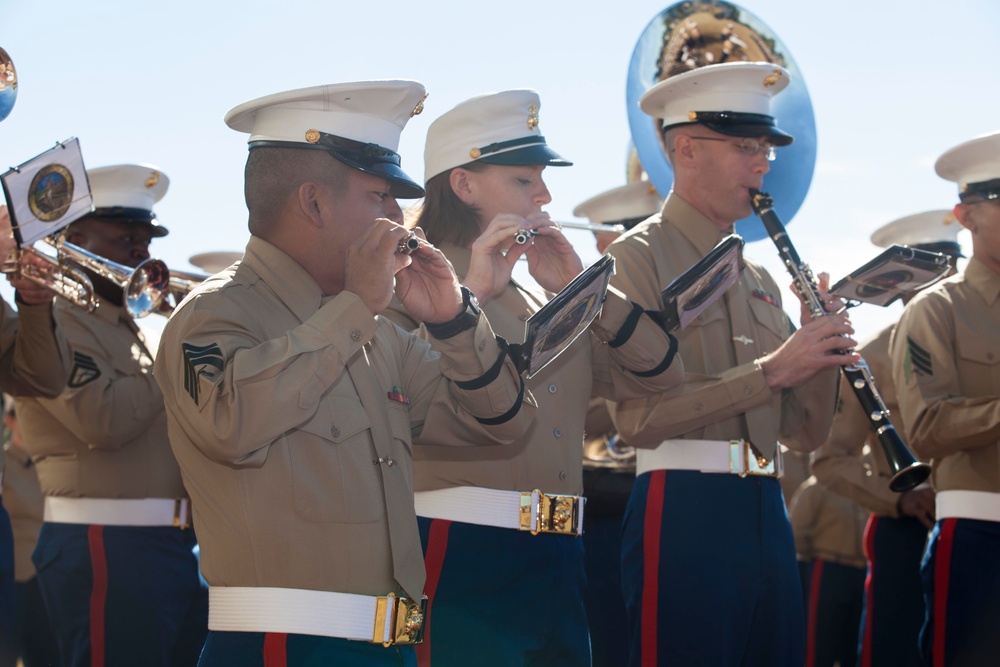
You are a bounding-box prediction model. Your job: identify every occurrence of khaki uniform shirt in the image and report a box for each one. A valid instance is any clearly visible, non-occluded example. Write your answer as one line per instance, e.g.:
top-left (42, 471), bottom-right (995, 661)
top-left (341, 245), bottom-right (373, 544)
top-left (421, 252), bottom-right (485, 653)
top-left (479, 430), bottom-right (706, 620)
top-left (892, 257), bottom-right (1000, 493)
top-left (790, 476), bottom-right (868, 569)
top-left (606, 193), bottom-right (839, 459)
top-left (1, 441), bottom-right (43, 581)
top-left (812, 325), bottom-right (907, 516)
top-left (383, 242), bottom-right (683, 496)
top-left (154, 238), bottom-right (532, 600)
top-left (17, 297), bottom-right (183, 500)
top-left (0, 299), bottom-right (73, 479)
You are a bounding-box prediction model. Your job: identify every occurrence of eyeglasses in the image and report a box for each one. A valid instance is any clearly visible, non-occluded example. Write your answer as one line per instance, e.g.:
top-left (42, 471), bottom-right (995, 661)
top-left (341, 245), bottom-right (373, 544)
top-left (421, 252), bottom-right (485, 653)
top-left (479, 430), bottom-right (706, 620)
top-left (688, 136), bottom-right (777, 161)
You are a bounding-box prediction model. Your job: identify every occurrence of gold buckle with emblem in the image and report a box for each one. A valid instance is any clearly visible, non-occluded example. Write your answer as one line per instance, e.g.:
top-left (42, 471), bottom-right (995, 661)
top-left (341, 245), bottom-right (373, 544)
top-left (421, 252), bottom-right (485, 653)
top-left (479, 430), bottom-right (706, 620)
top-left (372, 593), bottom-right (428, 646)
top-left (728, 440), bottom-right (782, 478)
top-left (172, 499), bottom-right (191, 529)
top-left (518, 489), bottom-right (583, 536)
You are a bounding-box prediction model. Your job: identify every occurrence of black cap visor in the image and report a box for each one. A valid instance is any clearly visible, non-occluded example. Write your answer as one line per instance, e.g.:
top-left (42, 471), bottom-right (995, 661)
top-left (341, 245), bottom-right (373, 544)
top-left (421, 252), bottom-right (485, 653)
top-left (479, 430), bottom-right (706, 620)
top-left (88, 207), bottom-right (169, 237)
top-left (959, 178), bottom-right (1000, 203)
top-left (252, 133), bottom-right (425, 200)
top-left (673, 111), bottom-right (794, 146)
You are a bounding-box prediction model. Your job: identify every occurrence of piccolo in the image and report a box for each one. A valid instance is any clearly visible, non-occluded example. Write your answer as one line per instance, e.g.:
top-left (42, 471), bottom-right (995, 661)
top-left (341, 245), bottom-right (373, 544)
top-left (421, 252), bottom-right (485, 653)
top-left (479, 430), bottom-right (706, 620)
top-left (514, 221), bottom-right (628, 244)
top-left (749, 188), bottom-right (931, 492)
top-left (396, 231), bottom-right (421, 254)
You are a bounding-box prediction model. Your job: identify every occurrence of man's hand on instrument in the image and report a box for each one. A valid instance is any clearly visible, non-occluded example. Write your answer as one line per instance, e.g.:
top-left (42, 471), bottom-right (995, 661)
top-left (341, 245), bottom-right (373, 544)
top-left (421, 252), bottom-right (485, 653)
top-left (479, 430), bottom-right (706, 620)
top-left (394, 227), bottom-right (464, 324)
top-left (344, 218), bottom-right (419, 317)
top-left (463, 214), bottom-right (529, 303)
top-left (898, 487), bottom-right (936, 529)
top-left (758, 312), bottom-right (860, 390)
top-left (792, 272), bottom-right (847, 325)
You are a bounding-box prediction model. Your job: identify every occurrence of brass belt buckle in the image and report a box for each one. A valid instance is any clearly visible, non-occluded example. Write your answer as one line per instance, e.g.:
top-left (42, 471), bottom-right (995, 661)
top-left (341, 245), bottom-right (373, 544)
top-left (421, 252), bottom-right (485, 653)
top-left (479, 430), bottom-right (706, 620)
top-left (729, 440), bottom-right (780, 478)
top-left (519, 489), bottom-right (582, 536)
top-left (172, 499), bottom-right (190, 529)
top-left (373, 593), bottom-right (427, 646)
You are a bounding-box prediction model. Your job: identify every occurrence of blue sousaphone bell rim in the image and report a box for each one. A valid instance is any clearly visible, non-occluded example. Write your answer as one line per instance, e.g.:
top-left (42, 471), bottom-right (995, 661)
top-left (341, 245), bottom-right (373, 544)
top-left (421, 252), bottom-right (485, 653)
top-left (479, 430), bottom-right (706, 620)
top-left (0, 46), bottom-right (17, 123)
top-left (625, 1), bottom-right (817, 242)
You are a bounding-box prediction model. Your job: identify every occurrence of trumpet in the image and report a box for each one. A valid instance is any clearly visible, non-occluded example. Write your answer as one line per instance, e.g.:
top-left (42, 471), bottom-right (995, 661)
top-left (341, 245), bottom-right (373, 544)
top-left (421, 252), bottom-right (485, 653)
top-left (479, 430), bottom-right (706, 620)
top-left (514, 221), bottom-right (628, 244)
top-left (153, 268), bottom-right (210, 315)
top-left (4, 237), bottom-right (170, 318)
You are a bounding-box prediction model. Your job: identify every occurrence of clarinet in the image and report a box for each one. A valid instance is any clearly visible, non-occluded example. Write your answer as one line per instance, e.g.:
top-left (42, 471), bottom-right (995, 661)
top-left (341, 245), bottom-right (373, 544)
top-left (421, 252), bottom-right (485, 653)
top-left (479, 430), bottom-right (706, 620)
top-left (749, 189), bottom-right (931, 492)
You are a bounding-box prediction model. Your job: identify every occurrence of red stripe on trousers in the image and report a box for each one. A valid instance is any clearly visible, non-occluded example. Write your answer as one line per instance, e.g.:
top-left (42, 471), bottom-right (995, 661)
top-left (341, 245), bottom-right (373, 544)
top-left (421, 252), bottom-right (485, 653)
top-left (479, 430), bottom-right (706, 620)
top-left (641, 471), bottom-right (666, 667)
top-left (932, 519), bottom-right (957, 667)
top-left (805, 559), bottom-right (825, 667)
top-left (861, 514), bottom-right (878, 667)
top-left (416, 519), bottom-right (451, 667)
top-left (263, 633), bottom-right (288, 667)
top-left (87, 525), bottom-right (108, 667)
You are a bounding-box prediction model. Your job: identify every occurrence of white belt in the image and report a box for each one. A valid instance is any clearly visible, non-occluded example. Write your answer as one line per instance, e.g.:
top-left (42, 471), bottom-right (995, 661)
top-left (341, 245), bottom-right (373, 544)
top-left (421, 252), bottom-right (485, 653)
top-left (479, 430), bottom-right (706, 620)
top-left (414, 486), bottom-right (585, 536)
top-left (937, 490), bottom-right (1000, 522)
top-left (635, 439), bottom-right (782, 479)
top-left (209, 586), bottom-right (426, 645)
top-left (43, 496), bottom-right (190, 528)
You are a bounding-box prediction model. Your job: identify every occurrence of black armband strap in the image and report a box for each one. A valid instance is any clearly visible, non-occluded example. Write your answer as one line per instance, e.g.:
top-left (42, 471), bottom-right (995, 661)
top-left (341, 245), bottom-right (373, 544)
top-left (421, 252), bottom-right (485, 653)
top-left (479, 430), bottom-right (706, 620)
top-left (473, 374), bottom-right (525, 426)
top-left (454, 337), bottom-right (507, 391)
top-left (608, 302), bottom-right (645, 348)
top-left (632, 333), bottom-right (679, 378)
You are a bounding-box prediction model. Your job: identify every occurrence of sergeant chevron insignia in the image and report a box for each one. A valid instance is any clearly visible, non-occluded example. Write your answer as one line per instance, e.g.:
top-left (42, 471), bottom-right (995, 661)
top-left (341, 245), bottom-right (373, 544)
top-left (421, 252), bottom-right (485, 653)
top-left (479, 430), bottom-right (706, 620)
top-left (904, 335), bottom-right (933, 381)
top-left (67, 351), bottom-right (101, 388)
top-left (181, 342), bottom-right (224, 404)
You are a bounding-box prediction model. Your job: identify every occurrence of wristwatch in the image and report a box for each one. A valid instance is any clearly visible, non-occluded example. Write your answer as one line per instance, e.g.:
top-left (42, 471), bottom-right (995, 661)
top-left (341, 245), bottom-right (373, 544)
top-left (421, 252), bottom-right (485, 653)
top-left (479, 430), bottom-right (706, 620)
top-left (424, 286), bottom-right (481, 339)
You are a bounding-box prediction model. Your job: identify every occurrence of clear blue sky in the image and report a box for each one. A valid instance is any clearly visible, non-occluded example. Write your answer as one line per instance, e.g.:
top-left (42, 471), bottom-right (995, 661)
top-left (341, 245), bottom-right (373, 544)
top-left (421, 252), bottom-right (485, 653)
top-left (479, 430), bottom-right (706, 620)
top-left (3, 0), bottom-right (998, 344)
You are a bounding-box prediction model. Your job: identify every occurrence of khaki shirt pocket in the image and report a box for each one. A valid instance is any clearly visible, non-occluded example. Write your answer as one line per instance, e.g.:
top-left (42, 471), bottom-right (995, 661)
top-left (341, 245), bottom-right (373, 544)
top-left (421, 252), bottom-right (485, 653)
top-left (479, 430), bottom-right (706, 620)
top-left (956, 332), bottom-right (1000, 397)
top-left (385, 401), bottom-right (414, 454)
top-left (748, 298), bottom-right (788, 348)
top-left (290, 396), bottom-right (385, 524)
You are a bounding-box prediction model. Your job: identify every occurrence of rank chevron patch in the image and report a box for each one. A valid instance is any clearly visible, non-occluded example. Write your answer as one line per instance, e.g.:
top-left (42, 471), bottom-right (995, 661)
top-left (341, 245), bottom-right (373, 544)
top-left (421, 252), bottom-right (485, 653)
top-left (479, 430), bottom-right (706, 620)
top-left (67, 351), bottom-right (101, 388)
top-left (181, 342), bottom-right (224, 404)
top-left (905, 336), bottom-right (933, 380)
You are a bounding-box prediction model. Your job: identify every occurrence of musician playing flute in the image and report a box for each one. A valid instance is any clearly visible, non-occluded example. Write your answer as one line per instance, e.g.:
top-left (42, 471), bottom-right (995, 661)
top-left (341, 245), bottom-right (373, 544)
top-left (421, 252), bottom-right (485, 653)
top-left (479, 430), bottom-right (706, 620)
top-left (892, 130), bottom-right (1000, 667)
top-left (383, 89), bottom-right (684, 666)
top-left (604, 62), bottom-right (857, 666)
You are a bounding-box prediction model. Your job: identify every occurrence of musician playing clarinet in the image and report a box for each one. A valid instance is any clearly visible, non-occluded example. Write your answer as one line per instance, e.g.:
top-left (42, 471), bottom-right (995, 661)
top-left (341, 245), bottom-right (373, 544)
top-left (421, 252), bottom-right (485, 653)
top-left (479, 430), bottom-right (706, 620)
top-left (604, 62), bottom-right (858, 666)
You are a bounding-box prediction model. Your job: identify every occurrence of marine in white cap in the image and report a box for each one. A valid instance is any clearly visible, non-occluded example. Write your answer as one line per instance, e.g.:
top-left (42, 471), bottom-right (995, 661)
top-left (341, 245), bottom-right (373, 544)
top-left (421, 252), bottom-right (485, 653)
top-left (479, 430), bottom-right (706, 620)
top-left (812, 209), bottom-right (964, 667)
top-left (152, 80), bottom-right (534, 664)
top-left (891, 130), bottom-right (1000, 666)
top-left (382, 89), bottom-right (683, 667)
top-left (603, 61), bottom-right (857, 666)
top-left (14, 163), bottom-right (211, 666)
top-left (573, 179), bottom-right (663, 254)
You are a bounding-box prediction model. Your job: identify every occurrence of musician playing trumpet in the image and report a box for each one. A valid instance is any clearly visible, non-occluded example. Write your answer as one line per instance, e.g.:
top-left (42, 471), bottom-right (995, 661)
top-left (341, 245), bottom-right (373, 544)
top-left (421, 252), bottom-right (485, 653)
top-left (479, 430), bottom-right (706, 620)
top-left (604, 63), bottom-right (857, 666)
top-left (383, 89), bottom-right (684, 666)
top-left (15, 164), bottom-right (208, 666)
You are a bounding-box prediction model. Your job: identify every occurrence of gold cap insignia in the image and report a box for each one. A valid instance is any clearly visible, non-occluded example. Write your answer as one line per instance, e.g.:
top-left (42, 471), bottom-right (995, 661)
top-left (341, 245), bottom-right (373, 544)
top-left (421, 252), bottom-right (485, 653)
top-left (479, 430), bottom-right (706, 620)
top-left (469, 147), bottom-right (482, 159)
top-left (305, 129), bottom-right (321, 143)
top-left (688, 111), bottom-right (698, 121)
top-left (145, 171), bottom-right (160, 188)
top-left (527, 105), bottom-right (539, 131)
top-left (411, 93), bottom-right (428, 117)
top-left (763, 70), bottom-right (783, 87)
top-left (944, 212), bottom-right (956, 225)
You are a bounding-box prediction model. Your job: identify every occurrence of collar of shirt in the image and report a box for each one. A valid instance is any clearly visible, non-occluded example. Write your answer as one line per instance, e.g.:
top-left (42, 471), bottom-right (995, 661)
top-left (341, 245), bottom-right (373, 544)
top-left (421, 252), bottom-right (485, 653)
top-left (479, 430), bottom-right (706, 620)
top-left (964, 256), bottom-right (1000, 306)
top-left (661, 192), bottom-right (733, 256)
top-left (242, 237), bottom-right (325, 322)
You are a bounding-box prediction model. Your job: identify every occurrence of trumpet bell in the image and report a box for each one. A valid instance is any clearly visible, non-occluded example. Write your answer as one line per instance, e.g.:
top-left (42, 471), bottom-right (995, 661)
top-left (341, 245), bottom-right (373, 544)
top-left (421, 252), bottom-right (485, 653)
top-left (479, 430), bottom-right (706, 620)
top-left (124, 259), bottom-right (170, 318)
top-left (626, 1), bottom-right (817, 241)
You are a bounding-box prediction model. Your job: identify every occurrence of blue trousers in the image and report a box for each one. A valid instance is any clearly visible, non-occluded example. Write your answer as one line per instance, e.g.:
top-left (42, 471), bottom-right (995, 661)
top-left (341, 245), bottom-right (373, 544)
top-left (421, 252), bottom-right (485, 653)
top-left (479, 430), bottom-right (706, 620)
top-left (621, 471), bottom-right (804, 666)
top-left (920, 518), bottom-right (1000, 667)
top-left (32, 522), bottom-right (208, 667)
top-left (198, 632), bottom-right (416, 667)
top-left (799, 559), bottom-right (864, 667)
top-left (416, 517), bottom-right (590, 667)
top-left (858, 514), bottom-right (927, 666)
top-left (0, 501), bottom-right (15, 667)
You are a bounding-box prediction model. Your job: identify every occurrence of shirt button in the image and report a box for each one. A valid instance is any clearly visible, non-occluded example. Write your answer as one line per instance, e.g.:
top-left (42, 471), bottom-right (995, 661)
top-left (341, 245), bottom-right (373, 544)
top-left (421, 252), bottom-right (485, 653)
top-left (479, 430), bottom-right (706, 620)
top-left (553, 428), bottom-right (562, 438)
top-left (330, 425), bottom-right (341, 438)
top-left (350, 329), bottom-right (362, 342)
top-left (694, 403), bottom-right (703, 412)
top-left (548, 384), bottom-right (557, 394)
top-left (559, 471), bottom-right (567, 481)
top-left (744, 385), bottom-right (753, 395)
top-left (519, 313), bottom-right (529, 322)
